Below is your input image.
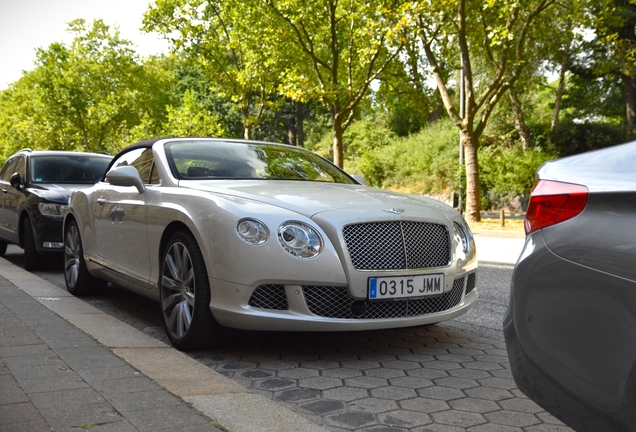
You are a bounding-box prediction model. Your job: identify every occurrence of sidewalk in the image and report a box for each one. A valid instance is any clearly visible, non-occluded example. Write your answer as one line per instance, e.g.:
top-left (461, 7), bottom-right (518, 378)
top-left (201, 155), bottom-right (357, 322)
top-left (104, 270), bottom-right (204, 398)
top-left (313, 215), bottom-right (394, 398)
top-left (0, 233), bottom-right (541, 432)
top-left (0, 257), bottom-right (325, 432)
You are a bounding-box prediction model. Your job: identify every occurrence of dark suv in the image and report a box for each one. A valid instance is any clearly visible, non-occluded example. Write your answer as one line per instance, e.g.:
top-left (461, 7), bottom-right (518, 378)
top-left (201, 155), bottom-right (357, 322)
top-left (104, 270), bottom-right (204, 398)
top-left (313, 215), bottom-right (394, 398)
top-left (0, 149), bottom-right (112, 270)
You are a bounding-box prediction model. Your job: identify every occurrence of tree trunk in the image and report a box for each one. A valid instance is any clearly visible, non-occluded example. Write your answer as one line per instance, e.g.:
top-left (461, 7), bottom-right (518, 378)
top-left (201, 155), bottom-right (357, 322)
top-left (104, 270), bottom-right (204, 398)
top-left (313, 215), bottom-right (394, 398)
top-left (508, 87), bottom-right (531, 151)
top-left (462, 131), bottom-right (481, 222)
top-left (285, 111), bottom-right (297, 146)
top-left (244, 126), bottom-right (252, 140)
top-left (622, 74), bottom-right (636, 128)
top-left (333, 119), bottom-right (344, 168)
top-left (297, 102), bottom-right (305, 148)
top-left (551, 66), bottom-right (567, 131)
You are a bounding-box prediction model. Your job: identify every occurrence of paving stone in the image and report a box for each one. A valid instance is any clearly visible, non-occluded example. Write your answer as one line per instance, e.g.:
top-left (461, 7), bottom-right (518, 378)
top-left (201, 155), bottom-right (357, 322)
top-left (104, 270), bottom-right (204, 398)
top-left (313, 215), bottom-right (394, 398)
top-left (421, 361), bottom-right (462, 371)
top-left (298, 376), bottom-right (343, 390)
top-left (301, 360), bottom-right (340, 370)
top-left (484, 410), bottom-right (542, 427)
top-left (381, 360), bottom-right (422, 371)
top-left (417, 386), bottom-right (465, 401)
top-left (258, 360), bottom-right (298, 371)
top-left (300, 399), bottom-right (346, 415)
top-left (341, 360), bottom-right (382, 370)
top-left (256, 378), bottom-right (295, 390)
top-left (378, 410), bottom-right (432, 428)
top-left (275, 388), bottom-right (321, 403)
top-left (278, 367), bottom-right (320, 379)
top-left (407, 368), bottom-right (449, 380)
top-left (370, 386), bottom-right (418, 401)
top-left (239, 369), bottom-right (272, 379)
top-left (349, 397), bottom-right (399, 414)
top-left (399, 398), bottom-right (450, 413)
top-left (345, 376), bottom-right (389, 389)
top-left (461, 361), bottom-right (504, 371)
top-left (433, 376), bottom-right (479, 390)
top-left (327, 411), bottom-right (376, 429)
top-left (322, 386), bottom-right (369, 402)
top-left (430, 409), bottom-right (486, 427)
top-left (448, 397), bottom-right (500, 413)
top-left (28, 387), bottom-right (106, 411)
top-left (122, 404), bottom-right (211, 430)
top-left (498, 397), bottom-right (545, 413)
top-left (448, 368), bottom-right (492, 380)
top-left (468, 424), bottom-right (523, 432)
top-left (0, 374), bottom-right (29, 405)
top-left (366, 368), bottom-right (406, 379)
top-left (478, 377), bottom-right (518, 390)
top-left (0, 401), bottom-right (43, 425)
top-left (322, 368), bottom-right (363, 379)
top-left (435, 354), bottom-right (475, 363)
top-left (389, 376), bottom-right (433, 389)
top-left (464, 386), bottom-right (514, 401)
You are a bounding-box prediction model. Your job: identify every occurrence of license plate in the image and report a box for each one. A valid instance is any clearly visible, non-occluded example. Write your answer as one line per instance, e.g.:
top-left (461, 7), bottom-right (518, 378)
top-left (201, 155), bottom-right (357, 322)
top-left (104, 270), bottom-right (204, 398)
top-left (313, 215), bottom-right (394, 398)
top-left (368, 274), bottom-right (444, 300)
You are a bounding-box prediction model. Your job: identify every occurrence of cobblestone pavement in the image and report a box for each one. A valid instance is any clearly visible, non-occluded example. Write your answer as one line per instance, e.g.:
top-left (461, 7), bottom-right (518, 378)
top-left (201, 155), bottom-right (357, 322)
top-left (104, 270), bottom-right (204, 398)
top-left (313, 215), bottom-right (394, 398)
top-left (23, 258), bottom-right (571, 432)
top-left (90, 294), bottom-right (571, 431)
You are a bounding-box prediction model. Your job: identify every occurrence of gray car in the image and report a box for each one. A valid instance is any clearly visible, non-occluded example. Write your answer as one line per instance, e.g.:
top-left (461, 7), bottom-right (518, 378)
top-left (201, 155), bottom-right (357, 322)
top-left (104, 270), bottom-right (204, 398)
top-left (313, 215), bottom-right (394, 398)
top-left (504, 141), bottom-right (636, 431)
top-left (64, 137), bottom-right (478, 351)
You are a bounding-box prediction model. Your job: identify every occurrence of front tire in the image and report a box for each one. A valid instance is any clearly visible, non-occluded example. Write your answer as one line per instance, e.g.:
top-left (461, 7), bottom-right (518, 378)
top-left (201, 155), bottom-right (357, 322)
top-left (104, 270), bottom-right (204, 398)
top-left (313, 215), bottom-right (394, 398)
top-left (23, 217), bottom-right (42, 271)
top-left (160, 231), bottom-right (222, 350)
top-left (64, 220), bottom-right (107, 296)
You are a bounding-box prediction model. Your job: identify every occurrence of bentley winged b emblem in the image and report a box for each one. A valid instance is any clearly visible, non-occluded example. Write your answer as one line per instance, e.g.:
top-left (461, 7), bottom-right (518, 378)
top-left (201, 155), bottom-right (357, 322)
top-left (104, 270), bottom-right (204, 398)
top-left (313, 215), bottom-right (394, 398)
top-left (383, 208), bottom-right (405, 214)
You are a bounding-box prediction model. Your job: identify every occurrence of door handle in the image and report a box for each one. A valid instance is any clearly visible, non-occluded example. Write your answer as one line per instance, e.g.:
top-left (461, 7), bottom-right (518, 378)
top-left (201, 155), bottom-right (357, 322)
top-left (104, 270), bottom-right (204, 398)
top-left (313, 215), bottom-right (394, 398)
top-left (97, 198), bottom-right (106, 206)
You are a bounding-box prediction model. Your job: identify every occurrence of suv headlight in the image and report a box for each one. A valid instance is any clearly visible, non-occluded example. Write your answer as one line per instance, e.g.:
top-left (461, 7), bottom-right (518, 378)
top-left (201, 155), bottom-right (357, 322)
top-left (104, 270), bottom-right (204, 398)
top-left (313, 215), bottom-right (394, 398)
top-left (38, 203), bottom-right (68, 218)
top-left (278, 221), bottom-right (323, 259)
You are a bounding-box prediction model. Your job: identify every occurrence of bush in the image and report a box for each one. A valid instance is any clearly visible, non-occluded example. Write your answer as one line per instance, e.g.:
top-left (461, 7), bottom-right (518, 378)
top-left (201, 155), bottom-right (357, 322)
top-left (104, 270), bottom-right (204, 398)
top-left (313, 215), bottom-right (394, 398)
top-left (479, 145), bottom-right (558, 210)
top-left (550, 122), bottom-right (633, 157)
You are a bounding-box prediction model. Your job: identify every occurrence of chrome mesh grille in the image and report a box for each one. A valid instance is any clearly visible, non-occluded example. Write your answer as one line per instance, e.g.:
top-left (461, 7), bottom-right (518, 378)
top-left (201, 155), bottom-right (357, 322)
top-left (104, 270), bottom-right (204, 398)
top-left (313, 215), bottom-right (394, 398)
top-left (466, 273), bottom-right (477, 294)
top-left (342, 222), bottom-right (450, 270)
top-left (303, 281), bottom-right (464, 320)
top-left (248, 285), bottom-right (289, 310)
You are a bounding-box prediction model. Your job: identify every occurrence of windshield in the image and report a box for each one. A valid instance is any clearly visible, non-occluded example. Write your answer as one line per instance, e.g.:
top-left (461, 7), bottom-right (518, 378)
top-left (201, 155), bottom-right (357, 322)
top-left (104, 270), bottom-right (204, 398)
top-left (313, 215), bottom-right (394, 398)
top-left (165, 140), bottom-right (356, 184)
top-left (30, 155), bottom-right (111, 184)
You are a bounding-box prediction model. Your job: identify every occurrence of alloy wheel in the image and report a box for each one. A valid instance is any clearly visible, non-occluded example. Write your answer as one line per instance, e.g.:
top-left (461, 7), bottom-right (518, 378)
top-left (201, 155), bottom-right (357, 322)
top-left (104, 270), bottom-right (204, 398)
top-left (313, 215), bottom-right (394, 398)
top-left (161, 241), bottom-right (195, 339)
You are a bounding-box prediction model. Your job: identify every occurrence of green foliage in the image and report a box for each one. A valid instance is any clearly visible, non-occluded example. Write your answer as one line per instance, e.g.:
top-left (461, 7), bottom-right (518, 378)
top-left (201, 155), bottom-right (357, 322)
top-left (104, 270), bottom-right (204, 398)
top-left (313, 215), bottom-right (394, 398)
top-left (0, 19), bottom-right (175, 155)
top-left (479, 145), bottom-right (558, 209)
top-left (550, 122), bottom-right (633, 156)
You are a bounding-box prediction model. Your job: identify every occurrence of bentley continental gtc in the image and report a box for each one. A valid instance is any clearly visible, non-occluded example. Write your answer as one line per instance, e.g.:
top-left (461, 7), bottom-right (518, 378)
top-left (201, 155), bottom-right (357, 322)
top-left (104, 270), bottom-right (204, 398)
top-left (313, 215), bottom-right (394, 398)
top-left (64, 138), bottom-right (478, 350)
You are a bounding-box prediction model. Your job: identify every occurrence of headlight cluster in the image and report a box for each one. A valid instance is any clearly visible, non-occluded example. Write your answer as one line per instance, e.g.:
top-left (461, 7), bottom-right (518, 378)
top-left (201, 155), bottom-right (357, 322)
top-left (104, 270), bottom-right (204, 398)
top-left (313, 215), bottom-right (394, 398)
top-left (236, 219), bottom-right (269, 244)
top-left (453, 221), bottom-right (472, 253)
top-left (236, 218), bottom-right (323, 259)
top-left (38, 203), bottom-right (68, 218)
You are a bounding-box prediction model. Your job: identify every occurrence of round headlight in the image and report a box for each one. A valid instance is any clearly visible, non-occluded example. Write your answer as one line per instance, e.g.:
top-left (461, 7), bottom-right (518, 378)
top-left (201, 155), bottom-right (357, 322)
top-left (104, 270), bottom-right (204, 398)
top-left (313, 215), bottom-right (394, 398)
top-left (236, 218), bottom-right (269, 244)
top-left (278, 221), bottom-right (323, 259)
top-left (453, 221), bottom-right (471, 253)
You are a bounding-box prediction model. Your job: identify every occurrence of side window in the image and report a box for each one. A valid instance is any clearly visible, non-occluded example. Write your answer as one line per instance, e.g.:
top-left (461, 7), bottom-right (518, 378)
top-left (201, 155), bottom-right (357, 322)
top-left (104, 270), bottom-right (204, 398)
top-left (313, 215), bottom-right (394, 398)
top-left (149, 162), bottom-right (160, 185)
top-left (0, 158), bottom-right (17, 181)
top-left (112, 148), bottom-right (157, 184)
top-left (13, 156), bottom-right (26, 179)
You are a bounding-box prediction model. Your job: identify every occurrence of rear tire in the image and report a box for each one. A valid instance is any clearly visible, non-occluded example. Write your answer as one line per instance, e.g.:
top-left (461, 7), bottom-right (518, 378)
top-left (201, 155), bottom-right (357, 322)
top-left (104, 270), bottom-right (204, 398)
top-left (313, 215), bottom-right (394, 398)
top-left (23, 217), bottom-right (42, 271)
top-left (64, 220), bottom-right (107, 296)
top-left (160, 231), bottom-right (222, 351)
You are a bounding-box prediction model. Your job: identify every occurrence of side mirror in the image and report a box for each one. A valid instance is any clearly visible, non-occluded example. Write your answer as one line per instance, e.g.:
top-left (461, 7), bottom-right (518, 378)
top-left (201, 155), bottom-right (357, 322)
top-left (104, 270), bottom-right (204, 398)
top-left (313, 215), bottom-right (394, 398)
top-left (106, 166), bottom-right (145, 194)
top-left (10, 173), bottom-right (22, 189)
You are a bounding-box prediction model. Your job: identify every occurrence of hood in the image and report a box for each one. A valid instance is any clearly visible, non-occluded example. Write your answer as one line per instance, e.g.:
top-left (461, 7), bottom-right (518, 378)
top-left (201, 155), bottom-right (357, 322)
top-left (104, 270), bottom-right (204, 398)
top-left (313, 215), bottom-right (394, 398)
top-left (28, 183), bottom-right (96, 203)
top-left (181, 180), bottom-right (459, 223)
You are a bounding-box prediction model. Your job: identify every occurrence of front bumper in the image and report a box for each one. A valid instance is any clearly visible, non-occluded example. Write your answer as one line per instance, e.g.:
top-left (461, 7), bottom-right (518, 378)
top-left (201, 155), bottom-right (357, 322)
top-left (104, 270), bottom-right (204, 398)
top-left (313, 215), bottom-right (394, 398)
top-left (209, 273), bottom-right (478, 331)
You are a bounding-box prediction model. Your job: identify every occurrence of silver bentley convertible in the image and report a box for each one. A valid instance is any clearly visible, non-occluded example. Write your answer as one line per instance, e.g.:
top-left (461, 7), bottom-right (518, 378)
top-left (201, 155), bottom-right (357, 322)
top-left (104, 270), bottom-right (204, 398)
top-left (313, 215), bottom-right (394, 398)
top-left (63, 138), bottom-right (478, 350)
